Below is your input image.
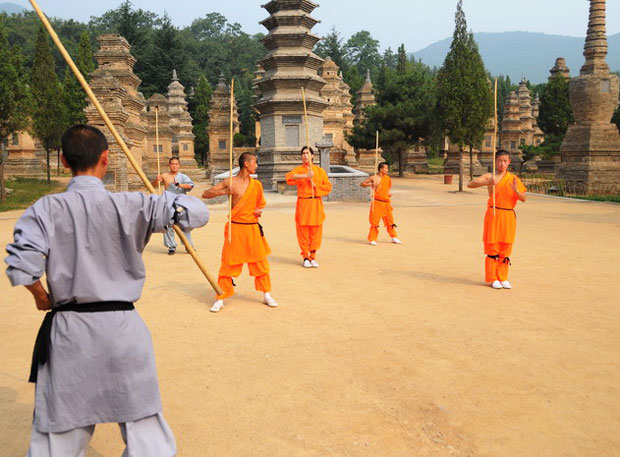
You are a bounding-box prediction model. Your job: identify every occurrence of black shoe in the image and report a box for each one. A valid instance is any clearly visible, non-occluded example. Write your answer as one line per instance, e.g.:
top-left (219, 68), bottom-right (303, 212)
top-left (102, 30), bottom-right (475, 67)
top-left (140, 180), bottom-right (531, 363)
top-left (168, 248), bottom-right (176, 255)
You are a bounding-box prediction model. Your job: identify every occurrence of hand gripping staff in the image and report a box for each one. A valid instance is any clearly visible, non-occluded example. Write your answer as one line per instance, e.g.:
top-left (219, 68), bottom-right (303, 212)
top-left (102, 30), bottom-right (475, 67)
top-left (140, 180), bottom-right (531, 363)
top-left (28, 0), bottom-right (223, 295)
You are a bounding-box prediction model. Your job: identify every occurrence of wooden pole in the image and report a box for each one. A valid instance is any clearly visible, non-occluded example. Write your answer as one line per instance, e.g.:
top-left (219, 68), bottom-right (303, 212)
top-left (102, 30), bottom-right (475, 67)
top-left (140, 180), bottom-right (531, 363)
top-left (155, 106), bottom-right (161, 194)
top-left (27, 0), bottom-right (222, 295)
top-left (492, 78), bottom-right (498, 218)
top-left (371, 130), bottom-right (379, 212)
top-left (301, 87), bottom-right (314, 199)
top-left (228, 78), bottom-right (235, 244)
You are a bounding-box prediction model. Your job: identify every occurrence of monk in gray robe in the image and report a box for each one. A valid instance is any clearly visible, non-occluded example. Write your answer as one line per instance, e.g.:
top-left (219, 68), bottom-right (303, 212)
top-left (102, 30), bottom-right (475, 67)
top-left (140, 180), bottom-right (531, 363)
top-left (153, 157), bottom-right (195, 255)
top-left (5, 125), bottom-right (209, 456)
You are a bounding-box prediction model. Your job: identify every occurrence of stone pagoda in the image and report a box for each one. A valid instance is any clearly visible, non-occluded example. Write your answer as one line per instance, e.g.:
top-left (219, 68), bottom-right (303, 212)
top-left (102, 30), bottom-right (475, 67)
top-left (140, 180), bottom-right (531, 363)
top-left (499, 91), bottom-right (523, 163)
top-left (207, 74), bottom-right (240, 177)
top-left (252, 64), bottom-right (265, 147)
top-left (517, 79), bottom-right (535, 146)
top-left (558, 0), bottom-right (620, 195)
top-left (319, 57), bottom-right (356, 166)
top-left (531, 94), bottom-right (545, 147)
top-left (144, 93), bottom-right (173, 177)
top-left (85, 34), bottom-right (147, 191)
top-left (549, 57), bottom-right (571, 80)
top-left (254, 0), bottom-right (328, 191)
top-left (166, 70), bottom-right (197, 169)
top-left (353, 70), bottom-right (376, 125)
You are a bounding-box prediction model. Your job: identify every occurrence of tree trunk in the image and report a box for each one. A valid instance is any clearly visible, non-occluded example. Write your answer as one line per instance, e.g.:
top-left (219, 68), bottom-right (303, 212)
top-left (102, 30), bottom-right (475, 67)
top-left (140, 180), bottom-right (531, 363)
top-left (0, 141), bottom-right (7, 204)
top-left (469, 145), bottom-right (474, 181)
top-left (458, 146), bottom-right (464, 192)
top-left (398, 149), bottom-right (404, 177)
top-left (46, 148), bottom-right (50, 183)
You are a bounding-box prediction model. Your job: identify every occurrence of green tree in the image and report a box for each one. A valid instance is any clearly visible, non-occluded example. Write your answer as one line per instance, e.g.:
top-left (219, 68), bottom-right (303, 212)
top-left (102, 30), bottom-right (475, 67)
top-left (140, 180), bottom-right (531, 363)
top-left (190, 75), bottom-right (212, 165)
top-left (31, 26), bottom-right (64, 182)
top-left (0, 15), bottom-right (29, 201)
top-left (538, 74), bottom-right (573, 138)
top-left (348, 61), bottom-right (435, 177)
top-left (315, 27), bottom-right (348, 72)
top-left (436, 1), bottom-right (491, 191)
top-left (396, 44), bottom-right (408, 74)
top-left (62, 31), bottom-right (94, 126)
top-left (345, 30), bottom-right (381, 79)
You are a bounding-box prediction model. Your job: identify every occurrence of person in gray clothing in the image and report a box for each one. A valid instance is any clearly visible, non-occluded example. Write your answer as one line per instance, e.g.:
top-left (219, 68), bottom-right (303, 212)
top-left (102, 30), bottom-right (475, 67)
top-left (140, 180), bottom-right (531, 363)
top-left (153, 157), bottom-right (195, 255)
top-left (5, 125), bottom-right (209, 456)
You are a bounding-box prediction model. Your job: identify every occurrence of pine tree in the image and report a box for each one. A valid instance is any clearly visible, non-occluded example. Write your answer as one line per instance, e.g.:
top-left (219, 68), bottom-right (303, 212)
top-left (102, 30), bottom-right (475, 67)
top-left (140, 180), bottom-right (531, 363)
top-left (31, 26), bottom-right (64, 182)
top-left (538, 74), bottom-right (573, 138)
top-left (191, 75), bottom-right (212, 165)
top-left (0, 15), bottom-right (29, 201)
top-left (436, 1), bottom-right (491, 191)
top-left (62, 31), bottom-right (95, 127)
top-left (315, 27), bottom-right (348, 73)
top-left (396, 44), bottom-right (408, 74)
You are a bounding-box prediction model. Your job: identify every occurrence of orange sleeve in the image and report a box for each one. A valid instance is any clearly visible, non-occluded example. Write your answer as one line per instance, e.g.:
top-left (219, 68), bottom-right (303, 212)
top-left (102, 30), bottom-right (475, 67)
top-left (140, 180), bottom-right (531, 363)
top-left (286, 167), bottom-right (301, 186)
top-left (256, 182), bottom-right (266, 210)
top-left (314, 168), bottom-right (332, 197)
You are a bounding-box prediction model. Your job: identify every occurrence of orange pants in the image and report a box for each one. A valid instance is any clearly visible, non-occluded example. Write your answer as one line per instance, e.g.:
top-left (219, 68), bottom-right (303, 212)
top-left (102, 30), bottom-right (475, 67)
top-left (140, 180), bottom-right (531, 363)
top-left (296, 224), bottom-right (322, 259)
top-left (484, 242), bottom-right (513, 283)
top-left (368, 211), bottom-right (397, 242)
top-left (216, 259), bottom-right (271, 300)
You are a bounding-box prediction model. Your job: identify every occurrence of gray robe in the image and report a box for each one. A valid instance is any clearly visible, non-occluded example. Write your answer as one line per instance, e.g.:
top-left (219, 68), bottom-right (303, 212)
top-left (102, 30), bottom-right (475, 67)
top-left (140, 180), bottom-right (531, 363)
top-left (4, 175), bottom-right (209, 433)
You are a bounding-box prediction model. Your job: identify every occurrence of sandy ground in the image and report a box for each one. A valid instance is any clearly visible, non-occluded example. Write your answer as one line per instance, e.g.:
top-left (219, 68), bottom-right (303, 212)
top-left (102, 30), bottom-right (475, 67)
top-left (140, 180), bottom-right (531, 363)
top-left (1, 175), bottom-right (619, 457)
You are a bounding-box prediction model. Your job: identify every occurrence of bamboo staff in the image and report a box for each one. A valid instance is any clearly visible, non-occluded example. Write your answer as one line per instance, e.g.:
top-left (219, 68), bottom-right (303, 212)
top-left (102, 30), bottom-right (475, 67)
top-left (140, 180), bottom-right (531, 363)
top-left (155, 106), bottom-right (161, 194)
top-left (27, 0), bottom-right (222, 295)
top-left (228, 78), bottom-right (235, 244)
top-left (371, 130), bottom-right (379, 212)
top-left (301, 87), bottom-right (314, 199)
top-left (492, 78), bottom-right (498, 218)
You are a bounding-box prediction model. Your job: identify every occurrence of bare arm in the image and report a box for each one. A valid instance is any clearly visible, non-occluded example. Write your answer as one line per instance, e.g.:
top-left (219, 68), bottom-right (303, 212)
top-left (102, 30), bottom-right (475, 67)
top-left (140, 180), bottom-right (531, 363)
top-left (467, 173), bottom-right (494, 189)
top-left (361, 176), bottom-right (379, 188)
top-left (202, 180), bottom-right (232, 199)
top-left (25, 280), bottom-right (51, 311)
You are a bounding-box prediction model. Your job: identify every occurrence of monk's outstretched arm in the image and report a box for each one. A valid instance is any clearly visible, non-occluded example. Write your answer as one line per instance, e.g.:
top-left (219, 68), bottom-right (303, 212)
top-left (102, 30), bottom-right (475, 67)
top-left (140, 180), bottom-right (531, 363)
top-left (202, 181), bottom-right (231, 199)
top-left (360, 176), bottom-right (376, 188)
top-left (467, 173), bottom-right (493, 189)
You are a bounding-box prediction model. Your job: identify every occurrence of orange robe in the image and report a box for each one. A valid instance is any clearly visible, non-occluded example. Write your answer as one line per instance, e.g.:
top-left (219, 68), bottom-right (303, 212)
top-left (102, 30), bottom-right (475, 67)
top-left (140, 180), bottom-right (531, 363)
top-left (368, 175), bottom-right (398, 242)
top-left (285, 164), bottom-right (332, 259)
top-left (482, 171), bottom-right (526, 282)
top-left (217, 178), bottom-right (271, 299)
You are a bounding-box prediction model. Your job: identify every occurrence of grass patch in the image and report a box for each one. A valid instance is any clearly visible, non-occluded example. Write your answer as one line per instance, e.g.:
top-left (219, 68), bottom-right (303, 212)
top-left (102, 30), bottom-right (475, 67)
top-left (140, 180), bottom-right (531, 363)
top-left (0, 178), bottom-right (65, 212)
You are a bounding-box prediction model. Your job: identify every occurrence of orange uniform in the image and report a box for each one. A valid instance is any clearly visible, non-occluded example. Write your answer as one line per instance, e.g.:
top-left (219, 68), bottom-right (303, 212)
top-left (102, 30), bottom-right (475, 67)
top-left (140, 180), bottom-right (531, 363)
top-left (285, 164), bottom-right (332, 260)
top-left (482, 171), bottom-right (526, 283)
top-left (217, 178), bottom-right (271, 300)
top-left (368, 175), bottom-right (398, 242)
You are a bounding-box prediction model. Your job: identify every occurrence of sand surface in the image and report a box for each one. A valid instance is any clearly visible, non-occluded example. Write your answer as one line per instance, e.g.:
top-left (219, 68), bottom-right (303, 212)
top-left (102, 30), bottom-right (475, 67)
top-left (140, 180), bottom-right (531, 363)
top-left (1, 175), bottom-right (619, 457)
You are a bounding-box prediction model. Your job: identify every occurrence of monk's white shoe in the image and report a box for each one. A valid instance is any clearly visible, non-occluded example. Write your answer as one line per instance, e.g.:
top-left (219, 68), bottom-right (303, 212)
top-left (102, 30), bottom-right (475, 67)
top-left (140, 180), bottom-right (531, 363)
top-left (263, 293), bottom-right (278, 308)
top-left (491, 280), bottom-right (503, 289)
top-left (369, 240), bottom-right (377, 246)
top-left (210, 300), bottom-right (224, 312)
top-left (391, 237), bottom-right (402, 244)
top-left (310, 259), bottom-right (319, 268)
top-left (501, 281), bottom-right (512, 289)
top-left (303, 259), bottom-right (312, 268)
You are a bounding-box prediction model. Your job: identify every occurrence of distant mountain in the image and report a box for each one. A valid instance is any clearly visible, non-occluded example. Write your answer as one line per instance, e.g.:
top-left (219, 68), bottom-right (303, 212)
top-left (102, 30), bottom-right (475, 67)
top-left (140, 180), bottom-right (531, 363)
top-left (412, 31), bottom-right (620, 84)
top-left (0, 2), bottom-right (26, 14)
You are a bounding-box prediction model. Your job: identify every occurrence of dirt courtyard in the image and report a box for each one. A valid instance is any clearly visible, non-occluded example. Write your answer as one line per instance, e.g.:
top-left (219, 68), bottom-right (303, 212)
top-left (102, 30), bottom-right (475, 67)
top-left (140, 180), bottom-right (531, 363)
top-left (1, 175), bottom-right (619, 457)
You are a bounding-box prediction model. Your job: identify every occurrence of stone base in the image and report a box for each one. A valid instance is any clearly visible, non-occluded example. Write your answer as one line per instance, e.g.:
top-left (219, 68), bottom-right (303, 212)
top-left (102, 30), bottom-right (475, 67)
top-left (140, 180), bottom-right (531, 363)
top-left (443, 150), bottom-right (487, 176)
top-left (356, 148), bottom-right (384, 175)
top-left (3, 157), bottom-right (46, 178)
top-left (326, 165), bottom-right (369, 201)
top-left (558, 124), bottom-right (620, 195)
top-left (256, 146), bottom-right (314, 192)
top-left (402, 148), bottom-right (428, 174)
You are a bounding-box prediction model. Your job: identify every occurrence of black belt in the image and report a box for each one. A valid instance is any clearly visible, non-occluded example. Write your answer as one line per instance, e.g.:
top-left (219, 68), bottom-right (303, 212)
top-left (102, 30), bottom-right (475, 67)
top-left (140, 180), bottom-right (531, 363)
top-left (29, 301), bottom-right (134, 383)
top-left (231, 221), bottom-right (264, 237)
top-left (300, 196), bottom-right (321, 199)
top-left (373, 198), bottom-right (389, 203)
top-left (489, 206), bottom-right (515, 212)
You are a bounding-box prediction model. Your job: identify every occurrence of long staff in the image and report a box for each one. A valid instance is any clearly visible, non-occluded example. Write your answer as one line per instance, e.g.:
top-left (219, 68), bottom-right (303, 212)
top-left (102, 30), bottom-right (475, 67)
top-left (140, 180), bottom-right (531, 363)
top-left (492, 78), bottom-right (498, 218)
top-left (301, 87), bottom-right (315, 199)
top-left (371, 130), bottom-right (379, 212)
top-left (28, 0), bottom-right (222, 295)
top-left (228, 78), bottom-right (235, 244)
top-left (155, 106), bottom-right (161, 194)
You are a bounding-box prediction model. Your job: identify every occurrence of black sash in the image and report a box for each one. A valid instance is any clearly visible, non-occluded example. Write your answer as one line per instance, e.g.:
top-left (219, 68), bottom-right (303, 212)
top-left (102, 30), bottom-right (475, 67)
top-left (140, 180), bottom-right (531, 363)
top-left (373, 197), bottom-right (389, 203)
top-left (300, 196), bottom-right (321, 199)
top-left (231, 221), bottom-right (264, 237)
top-left (489, 206), bottom-right (515, 212)
top-left (29, 301), bottom-right (134, 383)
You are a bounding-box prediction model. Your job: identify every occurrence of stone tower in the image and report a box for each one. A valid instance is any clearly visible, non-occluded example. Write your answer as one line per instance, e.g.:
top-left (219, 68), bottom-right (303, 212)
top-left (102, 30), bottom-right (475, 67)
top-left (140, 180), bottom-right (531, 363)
top-left (207, 74), bottom-right (240, 177)
top-left (254, 0), bottom-right (328, 191)
top-left (85, 34), bottom-right (147, 190)
top-left (549, 57), bottom-right (571, 80)
top-left (144, 93), bottom-right (173, 176)
top-left (499, 91), bottom-right (523, 162)
top-left (558, 0), bottom-right (620, 194)
top-left (319, 57), bottom-right (355, 166)
top-left (531, 94), bottom-right (545, 146)
top-left (517, 79), bottom-right (535, 146)
top-left (166, 70), bottom-right (196, 168)
top-left (353, 70), bottom-right (376, 124)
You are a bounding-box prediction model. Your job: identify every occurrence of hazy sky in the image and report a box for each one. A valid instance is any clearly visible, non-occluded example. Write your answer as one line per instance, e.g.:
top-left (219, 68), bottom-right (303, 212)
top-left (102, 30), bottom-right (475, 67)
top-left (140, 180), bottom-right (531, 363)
top-left (11, 0), bottom-right (620, 52)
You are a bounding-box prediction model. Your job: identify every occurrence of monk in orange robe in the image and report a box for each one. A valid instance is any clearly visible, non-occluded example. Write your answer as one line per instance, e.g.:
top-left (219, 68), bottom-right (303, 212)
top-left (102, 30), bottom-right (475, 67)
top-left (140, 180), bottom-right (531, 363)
top-left (468, 150), bottom-right (527, 289)
top-left (202, 152), bottom-right (277, 312)
top-left (285, 146), bottom-right (332, 268)
top-left (360, 161), bottom-right (402, 246)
